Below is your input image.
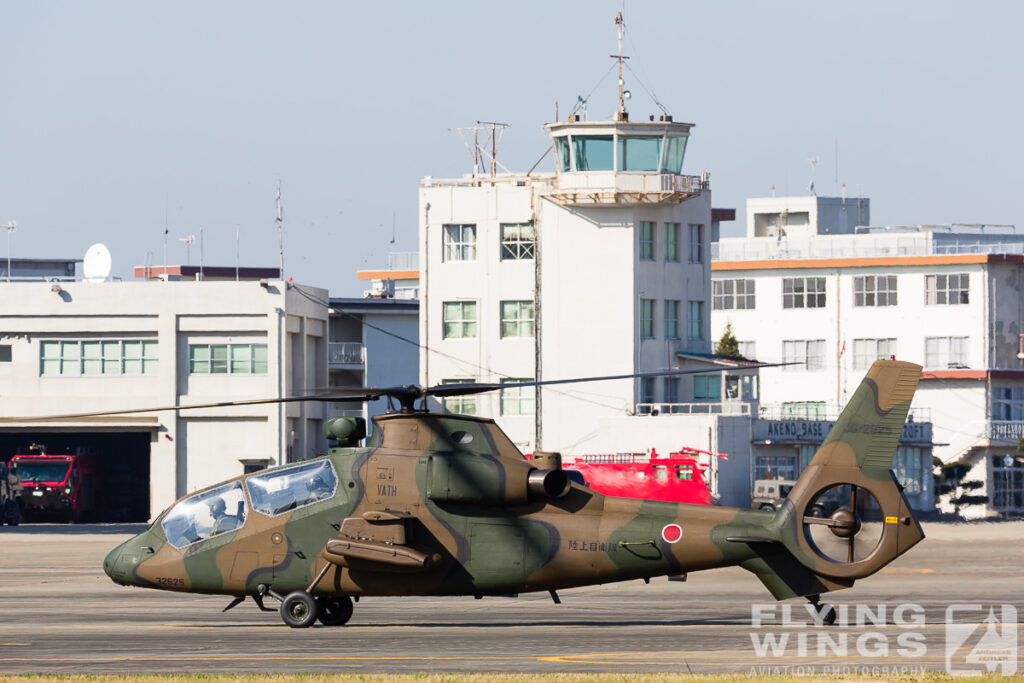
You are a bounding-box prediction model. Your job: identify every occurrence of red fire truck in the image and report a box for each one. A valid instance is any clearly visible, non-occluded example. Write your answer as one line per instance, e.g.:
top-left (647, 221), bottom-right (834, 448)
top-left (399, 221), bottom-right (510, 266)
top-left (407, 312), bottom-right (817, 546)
top-left (10, 446), bottom-right (97, 523)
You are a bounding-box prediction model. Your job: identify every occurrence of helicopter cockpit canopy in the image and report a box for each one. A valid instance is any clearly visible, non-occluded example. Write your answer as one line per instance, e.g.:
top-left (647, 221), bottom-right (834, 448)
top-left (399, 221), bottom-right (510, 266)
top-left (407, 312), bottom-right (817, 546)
top-left (246, 460), bottom-right (338, 517)
top-left (161, 481), bottom-right (248, 548)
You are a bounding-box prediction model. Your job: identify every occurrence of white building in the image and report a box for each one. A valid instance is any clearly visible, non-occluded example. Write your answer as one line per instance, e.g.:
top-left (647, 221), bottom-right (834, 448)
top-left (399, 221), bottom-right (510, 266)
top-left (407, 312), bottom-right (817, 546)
top-left (417, 113), bottom-right (773, 505)
top-left (711, 196), bottom-right (1022, 517)
top-left (0, 270), bottom-right (329, 521)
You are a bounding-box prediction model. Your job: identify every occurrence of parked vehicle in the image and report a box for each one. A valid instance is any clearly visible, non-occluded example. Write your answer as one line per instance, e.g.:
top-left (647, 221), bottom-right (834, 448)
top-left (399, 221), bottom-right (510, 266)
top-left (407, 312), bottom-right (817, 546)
top-left (10, 447), bottom-right (98, 523)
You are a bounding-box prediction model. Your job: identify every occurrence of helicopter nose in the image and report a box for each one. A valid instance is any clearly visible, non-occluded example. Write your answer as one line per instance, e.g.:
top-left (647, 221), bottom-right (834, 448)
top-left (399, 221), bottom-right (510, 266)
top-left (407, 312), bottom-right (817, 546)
top-left (103, 541), bottom-right (137, 586)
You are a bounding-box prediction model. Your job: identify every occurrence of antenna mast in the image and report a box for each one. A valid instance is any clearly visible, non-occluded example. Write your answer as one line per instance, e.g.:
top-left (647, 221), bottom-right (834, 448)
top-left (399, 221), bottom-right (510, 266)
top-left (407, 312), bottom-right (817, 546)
top-left (5, 220), bottom-right (16, 282)
top-left (276, 181), bottom-right (284, 280)
top-left (612, 12), bottom-right (631, 118)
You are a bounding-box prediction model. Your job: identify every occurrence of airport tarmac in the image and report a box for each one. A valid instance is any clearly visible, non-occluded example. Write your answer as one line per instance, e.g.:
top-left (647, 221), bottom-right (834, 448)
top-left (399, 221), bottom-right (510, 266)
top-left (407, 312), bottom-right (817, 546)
top-left (0, 521), bottom-right (1021, 675)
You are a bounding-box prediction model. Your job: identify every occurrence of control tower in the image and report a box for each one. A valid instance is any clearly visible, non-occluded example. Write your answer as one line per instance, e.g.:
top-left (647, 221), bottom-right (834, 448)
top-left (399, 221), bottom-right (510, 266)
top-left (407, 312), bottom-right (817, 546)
top-left (418, 17), bottom-right (727, 456)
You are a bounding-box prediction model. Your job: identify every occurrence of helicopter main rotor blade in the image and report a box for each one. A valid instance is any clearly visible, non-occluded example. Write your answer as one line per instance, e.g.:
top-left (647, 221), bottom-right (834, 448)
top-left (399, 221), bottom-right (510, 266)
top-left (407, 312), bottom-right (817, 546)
top-left (424, 362), bottom-right (791, 398)
top-left (6, 388), bottom-right (399, 422)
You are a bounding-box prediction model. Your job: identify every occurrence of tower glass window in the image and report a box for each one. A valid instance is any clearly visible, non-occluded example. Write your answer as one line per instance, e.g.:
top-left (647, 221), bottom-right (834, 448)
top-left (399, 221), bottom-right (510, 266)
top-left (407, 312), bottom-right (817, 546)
top-left (573, 136), bottom-right (613, 171)
top-left (662, 136), bottom-right (688, 173)
top-left (618, 136), bottom-right (661, 171)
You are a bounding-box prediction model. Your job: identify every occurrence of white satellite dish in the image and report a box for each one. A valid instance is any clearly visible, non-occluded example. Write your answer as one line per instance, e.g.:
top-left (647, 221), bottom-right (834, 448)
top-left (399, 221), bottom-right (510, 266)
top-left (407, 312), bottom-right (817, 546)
top-left (83, 243), bottom-right (112, 282)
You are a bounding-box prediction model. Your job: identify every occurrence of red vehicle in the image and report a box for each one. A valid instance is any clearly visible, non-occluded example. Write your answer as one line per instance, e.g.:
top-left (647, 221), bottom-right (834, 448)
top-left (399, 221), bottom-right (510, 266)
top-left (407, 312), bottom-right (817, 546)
top-left (10, 449), bottom-right (97, 523)
top-left (534, 446), bottom-right (725, 505)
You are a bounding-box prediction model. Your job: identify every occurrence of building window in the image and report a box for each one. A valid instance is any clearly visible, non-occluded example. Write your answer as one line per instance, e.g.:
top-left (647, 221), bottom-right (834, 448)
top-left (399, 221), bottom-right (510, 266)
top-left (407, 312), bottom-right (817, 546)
top-left (443, 301), bottom-right (478, 339)
top-left (664, 377), bottom-right (679, 403)
top-left (782, 277), bottom-right (826, 308)
top-left (443, 224), bottom-right (476, 262)
top-left (924, 336), bottom-right (969, 368)
top-left (500, 300), bottom-right (534, 338)
top-left (991, 454), bottom-right (1024, 510)
top-left (754, 453), bottom-right (797, 481)
top-left (640, 299), bottom-right (655, 339)
top-left (687, 301), bottom-right (703, 340)
top-left (782, 401), bottom-right (827, 419)
top-left (854, 275), bottom-right (898, 307)
top-left (688, 224), bottom-right (704, 264)
top-left (783, 339), bottom-right (826, 370)
top-left (893, 447), bottom-right (924, 496)
top-left (694, 375), bottom-right (721, 400)
top-left (738, 341), bottom-right (756, 359)
top-left (925, 273), bottom-right (969, 305)
top-left (500, 222), bottom-right (535, 260)
top-left (0, 344), bottom-right (10, 362)
top-left (852, 338), bottom-right (897, 369)
top-left (992, 386), bottom-right (1024, 421)
top-left (664, 222), bottom-right (680, 262)
top-left (500, 379), bottom-right (535, 416)
top-left (189, 344), bottom-right (267, 374)
top-left (41, 339), bottom-right (159, 376)
top-left (712, 279), bottom-right (755, 310)
top-left (664, 300), bottom-right (679, 339)
top-left (639, 221), bottom-right (655, 261)
top-left (442, 379), bottom-right (476, 415)
top-left (640, 377), bottom-right (656, 404)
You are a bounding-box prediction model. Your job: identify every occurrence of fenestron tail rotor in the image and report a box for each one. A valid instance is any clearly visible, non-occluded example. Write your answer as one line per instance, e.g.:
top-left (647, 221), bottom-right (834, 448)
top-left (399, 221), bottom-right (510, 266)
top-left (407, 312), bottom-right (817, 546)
top-left (801, 484), bottom-right (884, 564)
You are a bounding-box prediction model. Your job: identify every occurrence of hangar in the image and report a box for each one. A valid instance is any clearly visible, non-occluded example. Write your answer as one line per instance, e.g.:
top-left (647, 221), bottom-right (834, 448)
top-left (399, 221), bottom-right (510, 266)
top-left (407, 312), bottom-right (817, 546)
top-left (0, 266), bottom-right (328, 521)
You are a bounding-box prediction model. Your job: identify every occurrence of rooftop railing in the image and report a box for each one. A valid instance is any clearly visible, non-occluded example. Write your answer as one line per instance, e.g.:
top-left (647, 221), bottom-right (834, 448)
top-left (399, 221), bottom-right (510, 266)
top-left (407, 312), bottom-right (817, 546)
top-left (713, 237), bottom-right (1024, 263)
top-left (636, 401), bottom-right (751, 416)
top-left (758, 404), bottom-right (932, 423)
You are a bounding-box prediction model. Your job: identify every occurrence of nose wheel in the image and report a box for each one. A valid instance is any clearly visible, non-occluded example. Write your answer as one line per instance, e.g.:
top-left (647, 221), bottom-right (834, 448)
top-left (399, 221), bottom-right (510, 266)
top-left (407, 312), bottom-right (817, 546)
top-left (280, 591), bottom-right (318, 628)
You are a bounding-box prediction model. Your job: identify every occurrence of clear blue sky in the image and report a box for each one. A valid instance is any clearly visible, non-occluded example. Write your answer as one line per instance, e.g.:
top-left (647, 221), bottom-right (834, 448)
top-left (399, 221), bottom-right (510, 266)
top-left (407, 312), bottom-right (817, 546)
top-left (2, 1), bottom-right (1021, 295)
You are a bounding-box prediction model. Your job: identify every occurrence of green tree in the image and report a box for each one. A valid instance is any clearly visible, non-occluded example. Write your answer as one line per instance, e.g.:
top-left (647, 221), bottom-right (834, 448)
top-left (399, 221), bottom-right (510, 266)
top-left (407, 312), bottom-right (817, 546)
top-left (715, 322), bottom-right (742, 358)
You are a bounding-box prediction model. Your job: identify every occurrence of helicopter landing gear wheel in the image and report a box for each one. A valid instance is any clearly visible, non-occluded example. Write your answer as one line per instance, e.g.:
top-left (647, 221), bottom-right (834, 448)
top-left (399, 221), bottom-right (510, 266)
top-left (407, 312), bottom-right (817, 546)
top-left (317, 595), bottom-right (354, 626)
top-left (280, 591), bottom-right (317, 628)
top-left (808, 594), bottom-right (837, 626)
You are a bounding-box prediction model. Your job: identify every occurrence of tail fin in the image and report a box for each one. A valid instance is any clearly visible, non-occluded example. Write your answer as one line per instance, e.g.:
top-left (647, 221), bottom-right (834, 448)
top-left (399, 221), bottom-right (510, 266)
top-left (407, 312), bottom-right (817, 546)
top-left (739, 360), bottom-right (925, 599)
top-left (781, 359), bottom-right (925, 582)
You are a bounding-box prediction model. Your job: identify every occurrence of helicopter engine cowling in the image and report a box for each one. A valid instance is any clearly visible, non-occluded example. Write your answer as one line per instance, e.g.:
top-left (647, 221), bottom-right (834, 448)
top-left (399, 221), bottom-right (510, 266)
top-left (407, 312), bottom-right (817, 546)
top-left (425, 454), bottom-right (569, 506)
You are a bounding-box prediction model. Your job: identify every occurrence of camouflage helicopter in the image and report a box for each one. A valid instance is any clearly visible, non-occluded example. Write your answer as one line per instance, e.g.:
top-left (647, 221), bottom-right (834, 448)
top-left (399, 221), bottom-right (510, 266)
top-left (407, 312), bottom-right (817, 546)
top-left (94, 359), bottom-right (924, 628)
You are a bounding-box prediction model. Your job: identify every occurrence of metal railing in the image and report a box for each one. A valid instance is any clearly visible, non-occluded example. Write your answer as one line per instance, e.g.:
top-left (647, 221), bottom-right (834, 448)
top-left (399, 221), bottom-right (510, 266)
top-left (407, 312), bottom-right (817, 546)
top-left (387, 252), bottom-right (419, 271)
top-left (328, 342), bottom-right (364, 366)
top-left (712, 236), bottom-right (1024, 263)
top-left (635, 402), bottom-right (752, 416)
top-left (758, 404), bottom-right (932, 423)
top-left (986, 420), bottom-right (1024, 443)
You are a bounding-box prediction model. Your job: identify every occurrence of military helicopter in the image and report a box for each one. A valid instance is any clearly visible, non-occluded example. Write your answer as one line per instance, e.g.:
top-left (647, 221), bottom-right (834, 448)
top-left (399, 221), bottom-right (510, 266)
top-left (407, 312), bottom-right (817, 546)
top-left (93, 359), bottom-right (924, 628)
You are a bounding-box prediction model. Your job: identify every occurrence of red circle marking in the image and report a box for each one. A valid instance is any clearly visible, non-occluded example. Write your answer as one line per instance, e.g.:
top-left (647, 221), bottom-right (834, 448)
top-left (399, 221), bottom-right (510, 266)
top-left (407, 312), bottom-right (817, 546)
top-left (662, 523), bottom-right (683, 544)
